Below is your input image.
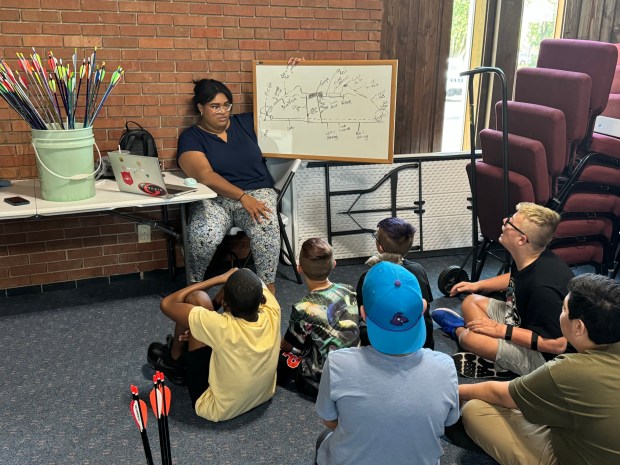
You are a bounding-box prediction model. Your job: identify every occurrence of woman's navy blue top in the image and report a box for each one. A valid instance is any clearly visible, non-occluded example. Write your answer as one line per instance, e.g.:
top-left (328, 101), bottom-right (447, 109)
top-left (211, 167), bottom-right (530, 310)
top-left (177, 113), bottom-right (273, 191)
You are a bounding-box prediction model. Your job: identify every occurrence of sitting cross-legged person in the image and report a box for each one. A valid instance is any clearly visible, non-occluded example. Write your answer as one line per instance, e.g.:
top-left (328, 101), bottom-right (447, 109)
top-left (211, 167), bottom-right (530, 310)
top-left (278, 238), bottom-right (359, 399)
top-left (356, 217), bottom-right (434, 349)
top-left (315, 262), bottom-right (459, 465)
top-left (459, 273), bottom-right (620, 465)
top-left (432, 202), bottom-right (574, 378)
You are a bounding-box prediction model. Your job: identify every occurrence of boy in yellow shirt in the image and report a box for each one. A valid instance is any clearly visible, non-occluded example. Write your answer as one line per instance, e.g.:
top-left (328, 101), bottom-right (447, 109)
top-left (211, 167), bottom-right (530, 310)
top-left (148, 268), bottom-right (280, 422)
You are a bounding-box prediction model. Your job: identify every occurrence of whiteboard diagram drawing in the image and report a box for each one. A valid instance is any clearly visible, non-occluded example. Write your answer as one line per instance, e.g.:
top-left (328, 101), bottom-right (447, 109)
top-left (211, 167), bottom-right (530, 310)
top-left (253, 60), bottom-right (397, 163)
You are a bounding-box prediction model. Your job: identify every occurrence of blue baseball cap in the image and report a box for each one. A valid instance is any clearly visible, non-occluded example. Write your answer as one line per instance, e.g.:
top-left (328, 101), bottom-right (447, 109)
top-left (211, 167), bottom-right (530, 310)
top-left (362, 261), bottom-right (425, 355)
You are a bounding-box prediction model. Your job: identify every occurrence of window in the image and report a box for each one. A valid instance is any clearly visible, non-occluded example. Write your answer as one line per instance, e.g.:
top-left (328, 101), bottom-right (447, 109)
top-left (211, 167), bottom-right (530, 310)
top-left (441, 0), bottom-right (563, 153)
top-left (517, 0), bottom-right (562, 69)
top-left (442, 0), bottom-right (475, 152)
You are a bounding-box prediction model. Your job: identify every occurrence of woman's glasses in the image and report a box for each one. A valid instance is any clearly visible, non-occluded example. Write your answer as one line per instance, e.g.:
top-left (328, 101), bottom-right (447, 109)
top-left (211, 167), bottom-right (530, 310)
top-left (206, 103), bottom-right (233, 113)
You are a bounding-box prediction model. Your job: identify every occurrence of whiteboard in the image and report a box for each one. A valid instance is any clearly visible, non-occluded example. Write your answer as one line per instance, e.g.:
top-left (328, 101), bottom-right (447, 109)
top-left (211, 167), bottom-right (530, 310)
top-left (253, 60), bottom-right (397, 164)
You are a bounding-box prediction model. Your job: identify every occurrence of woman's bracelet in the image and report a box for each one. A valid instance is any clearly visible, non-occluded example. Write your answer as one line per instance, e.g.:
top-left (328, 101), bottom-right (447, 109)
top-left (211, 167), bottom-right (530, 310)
top-left (238, 192), bottom-right (247, 201)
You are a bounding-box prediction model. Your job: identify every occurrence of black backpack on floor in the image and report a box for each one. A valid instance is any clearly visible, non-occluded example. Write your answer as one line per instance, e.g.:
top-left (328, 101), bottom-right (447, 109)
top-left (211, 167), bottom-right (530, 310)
top-left (119, 121), bottom-right (158, 157)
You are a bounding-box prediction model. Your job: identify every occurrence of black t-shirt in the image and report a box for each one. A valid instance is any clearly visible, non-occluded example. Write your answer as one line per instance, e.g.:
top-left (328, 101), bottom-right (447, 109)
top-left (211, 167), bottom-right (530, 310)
top-left (505, 249), bottom-right (574, 360)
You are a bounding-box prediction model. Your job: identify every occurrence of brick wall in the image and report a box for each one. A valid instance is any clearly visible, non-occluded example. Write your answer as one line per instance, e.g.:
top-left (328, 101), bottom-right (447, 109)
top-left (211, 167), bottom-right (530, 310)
top-left (0, 206), bottom-right (179, 290)
top-left (0, 0), bottom-right (383, 291)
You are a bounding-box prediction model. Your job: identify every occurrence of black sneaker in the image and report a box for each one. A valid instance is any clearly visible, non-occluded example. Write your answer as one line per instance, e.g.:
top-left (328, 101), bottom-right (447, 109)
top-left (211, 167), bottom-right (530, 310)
top-left (147, 337), bottom-right (186, 386)
top-left (148, 334), bottom-right (173, 361)
top-left (452, 352), bottom-right (516, 379)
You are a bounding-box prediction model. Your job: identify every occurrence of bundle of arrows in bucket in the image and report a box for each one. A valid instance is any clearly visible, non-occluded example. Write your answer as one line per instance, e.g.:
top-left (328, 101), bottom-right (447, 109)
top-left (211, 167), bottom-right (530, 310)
top-left (130, 372), bottom-right (174, 465)
top-left (0, 47), bottom-right (124, 130)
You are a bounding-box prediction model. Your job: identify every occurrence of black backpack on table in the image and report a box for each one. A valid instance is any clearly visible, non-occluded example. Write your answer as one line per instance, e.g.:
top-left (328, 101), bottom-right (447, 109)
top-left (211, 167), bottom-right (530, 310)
top-left (119, 121), bottom-right (158, 157)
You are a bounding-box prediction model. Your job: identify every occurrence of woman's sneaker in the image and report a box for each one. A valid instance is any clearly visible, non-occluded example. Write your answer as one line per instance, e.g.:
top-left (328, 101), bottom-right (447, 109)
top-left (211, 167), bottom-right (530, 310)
top-left (431, 308), bottom-right (465, 340)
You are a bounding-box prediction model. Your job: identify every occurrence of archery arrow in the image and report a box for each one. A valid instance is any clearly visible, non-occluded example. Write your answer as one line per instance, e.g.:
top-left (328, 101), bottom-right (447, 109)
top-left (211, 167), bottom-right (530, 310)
top-left (130, 385), bottom-right (154, 465)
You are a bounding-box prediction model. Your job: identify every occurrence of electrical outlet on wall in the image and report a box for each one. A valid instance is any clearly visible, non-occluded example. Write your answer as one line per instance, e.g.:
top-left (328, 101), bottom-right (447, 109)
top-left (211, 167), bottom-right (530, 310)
top-left (137, 224), bottom-right (151, 243)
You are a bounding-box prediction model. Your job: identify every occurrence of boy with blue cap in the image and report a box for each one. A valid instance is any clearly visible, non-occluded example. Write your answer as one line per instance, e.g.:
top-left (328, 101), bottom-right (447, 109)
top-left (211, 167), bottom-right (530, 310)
top-left (315, 262), bottom-right (459, 465)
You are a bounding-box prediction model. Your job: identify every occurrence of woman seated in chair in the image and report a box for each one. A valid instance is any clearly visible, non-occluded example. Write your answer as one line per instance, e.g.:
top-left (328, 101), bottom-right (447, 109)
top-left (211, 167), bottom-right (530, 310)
top-left (178, 77), bottom-right (284, 293)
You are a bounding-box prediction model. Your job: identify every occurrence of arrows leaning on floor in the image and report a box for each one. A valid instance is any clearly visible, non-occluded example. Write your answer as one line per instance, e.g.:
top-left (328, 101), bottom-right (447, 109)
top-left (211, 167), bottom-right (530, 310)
top-left (150, 372), bottom-right (172, 465)
top-left (130, 385), bottom-right (154, 465)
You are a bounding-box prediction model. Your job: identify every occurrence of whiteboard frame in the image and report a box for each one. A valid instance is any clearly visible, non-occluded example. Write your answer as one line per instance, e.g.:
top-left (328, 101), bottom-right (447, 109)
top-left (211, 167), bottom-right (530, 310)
top-left (253, 60), bottom-right (397, 164)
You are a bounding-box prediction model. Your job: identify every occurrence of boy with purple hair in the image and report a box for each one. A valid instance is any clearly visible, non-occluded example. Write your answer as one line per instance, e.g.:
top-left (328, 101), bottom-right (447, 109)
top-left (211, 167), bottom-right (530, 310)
top-left (356, 217), bottom-right (434, 349)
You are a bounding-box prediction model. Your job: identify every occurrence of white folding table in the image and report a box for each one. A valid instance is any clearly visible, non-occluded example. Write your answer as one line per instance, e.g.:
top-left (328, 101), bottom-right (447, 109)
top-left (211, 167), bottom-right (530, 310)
top-left (0, 173), bottom-right (216, 284)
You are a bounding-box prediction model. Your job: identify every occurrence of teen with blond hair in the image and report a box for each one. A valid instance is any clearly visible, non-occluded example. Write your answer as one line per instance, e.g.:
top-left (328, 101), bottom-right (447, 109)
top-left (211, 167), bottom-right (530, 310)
top-left (432, 202), bottom-right (574, 378)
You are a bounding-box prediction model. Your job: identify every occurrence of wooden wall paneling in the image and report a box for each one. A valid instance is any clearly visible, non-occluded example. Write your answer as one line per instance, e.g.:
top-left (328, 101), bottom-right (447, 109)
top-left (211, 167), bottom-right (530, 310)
top-left (577, 0), bottom-right (607, 40)
top-left (598, 0), bottom-right (617, 40)
top-left (381, 0), bottom-right (454, 155)
top-left (612, 2), bottom-right (620, 42)
top-left (380, 0), bottom-right (401, 64)
top-left (562, 0), bottom-right (583, 38)
top-left (411, 0), bottom-right (444, 153)
top-left (563, 0), bottom-right (620, 41)
top-left (487, 0), bottom-right (523, 129)
top-left (398, 0), bottom-right (420, 154)
top-left (381, 0), bottom-right (405, 153)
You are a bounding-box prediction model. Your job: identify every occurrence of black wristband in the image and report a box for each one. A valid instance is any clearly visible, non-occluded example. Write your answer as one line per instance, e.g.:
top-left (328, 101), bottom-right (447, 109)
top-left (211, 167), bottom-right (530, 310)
top-left (504, 324), bottom-right (513, 341)
top-left (238, 192), bottom-right (247, 201)
top-left (531, 332), bottom-right (539, 351)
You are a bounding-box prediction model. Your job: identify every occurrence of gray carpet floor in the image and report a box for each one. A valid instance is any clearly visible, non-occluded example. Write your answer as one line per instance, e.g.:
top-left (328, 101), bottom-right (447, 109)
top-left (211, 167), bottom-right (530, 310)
top-left (0, 253), bottom-right (532, 465)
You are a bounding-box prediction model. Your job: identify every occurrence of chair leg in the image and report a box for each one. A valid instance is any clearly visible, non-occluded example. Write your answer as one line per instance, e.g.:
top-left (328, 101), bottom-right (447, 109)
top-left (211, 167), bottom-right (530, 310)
top-left (239, 251), bottom-right (253, 269)
top-left (279, 217), bottom-right (302, 284)
top-left (472, 238), bottom-right (491, 282)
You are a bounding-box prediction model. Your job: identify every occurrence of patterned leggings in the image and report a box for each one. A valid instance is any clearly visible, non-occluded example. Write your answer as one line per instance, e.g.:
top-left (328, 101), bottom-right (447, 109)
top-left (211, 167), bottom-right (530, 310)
top-left (186, 188), bottom-right (280, 283)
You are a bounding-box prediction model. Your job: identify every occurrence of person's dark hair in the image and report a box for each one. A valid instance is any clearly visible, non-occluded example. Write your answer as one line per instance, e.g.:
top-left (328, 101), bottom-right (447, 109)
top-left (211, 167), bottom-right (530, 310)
top-left (299, 238), bottom-right (334, 281)
top-left (192, 79), bottom-right (233, 112)
top-left (376, 217), bottom-right (416, 257)
top-left (567, 273), bottom-right (620, 344)
top-left (223, 269), bottom-right (264, 319)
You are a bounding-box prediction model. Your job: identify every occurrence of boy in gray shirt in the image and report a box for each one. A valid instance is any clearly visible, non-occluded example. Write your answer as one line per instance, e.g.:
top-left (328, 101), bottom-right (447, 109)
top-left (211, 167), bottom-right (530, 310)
top-left (316, 262), bottom-right (459, 465)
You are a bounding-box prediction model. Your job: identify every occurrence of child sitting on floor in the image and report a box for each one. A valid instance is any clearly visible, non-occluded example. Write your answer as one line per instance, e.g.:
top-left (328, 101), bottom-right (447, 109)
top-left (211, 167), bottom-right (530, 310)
top-left (356, 217), bottom-right (435, 349)
top-left (148, 268), bottom-right (280, 422)
top-left (278, 238), bottom-right (359, 398)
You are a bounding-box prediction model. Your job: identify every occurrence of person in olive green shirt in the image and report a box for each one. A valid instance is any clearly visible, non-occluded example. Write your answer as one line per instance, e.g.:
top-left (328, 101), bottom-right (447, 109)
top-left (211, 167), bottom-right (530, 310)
top-left (459, 273), bottom-right (620, 465)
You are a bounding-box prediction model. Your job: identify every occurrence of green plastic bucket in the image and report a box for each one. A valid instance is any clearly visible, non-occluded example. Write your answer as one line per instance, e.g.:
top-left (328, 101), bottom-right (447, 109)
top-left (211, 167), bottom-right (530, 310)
top-left (31, 127), bottom-right (101, 202)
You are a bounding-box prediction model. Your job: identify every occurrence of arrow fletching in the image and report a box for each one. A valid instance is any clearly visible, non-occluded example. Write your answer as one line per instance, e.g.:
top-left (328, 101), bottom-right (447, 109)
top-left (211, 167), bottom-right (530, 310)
top-left (130, 385), bottom-right (148, 431)
top-left (158, 373), bottom-right (172, 416)
top-left (149, 383), bottom-right (163, 419)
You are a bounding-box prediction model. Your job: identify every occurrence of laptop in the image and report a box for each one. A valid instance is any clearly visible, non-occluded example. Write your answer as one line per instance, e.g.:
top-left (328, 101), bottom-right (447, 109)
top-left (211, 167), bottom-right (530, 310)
top-left (108, 152), bottom-right (197, 199)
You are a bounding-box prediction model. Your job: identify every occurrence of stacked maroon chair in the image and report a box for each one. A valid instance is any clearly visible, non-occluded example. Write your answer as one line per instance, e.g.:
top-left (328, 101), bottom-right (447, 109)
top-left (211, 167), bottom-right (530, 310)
top-left (600, 44), bottom-right (620, 116)
top-left (495, 101), bottom-right (567, 195)
top-left (538, 39), bottom-right (620, 274)
top-left (537, 38), bottom-right (618, 159)
top-left (465, 140), bottom-right (539, 277)
top-left (587, 43), bottom-right (620, 160)
top-left (599, 44), bottom-right (620, 118)
top-left (466, 39), bottom-right (619, 277)
top-left (556, 44), bottom-right (620, 275)
top-left (512, 68), bottom-right (591, 184)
